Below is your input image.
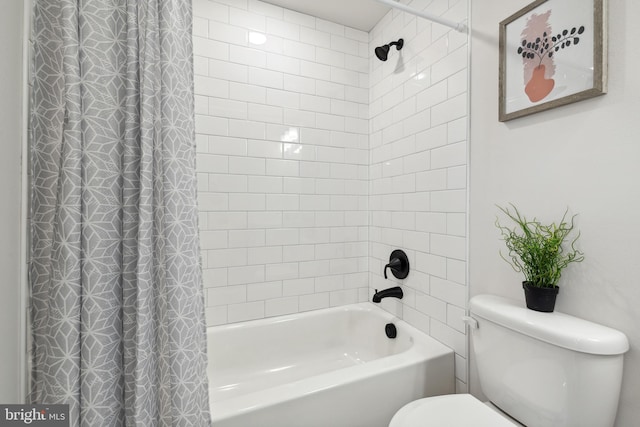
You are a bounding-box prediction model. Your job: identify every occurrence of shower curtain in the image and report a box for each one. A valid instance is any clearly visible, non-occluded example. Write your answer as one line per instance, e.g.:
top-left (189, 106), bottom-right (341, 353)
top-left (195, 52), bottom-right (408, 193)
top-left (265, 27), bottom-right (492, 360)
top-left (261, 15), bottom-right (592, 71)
top-left (29, 0), bottom-right (210, 426)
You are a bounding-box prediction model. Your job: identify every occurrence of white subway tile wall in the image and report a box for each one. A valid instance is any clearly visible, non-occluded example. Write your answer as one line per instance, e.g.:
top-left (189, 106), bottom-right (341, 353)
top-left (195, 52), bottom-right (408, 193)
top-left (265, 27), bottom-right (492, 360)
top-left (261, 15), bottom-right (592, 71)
top-left (195, 0), bottom-right (370, 326)
top-left (369, 0), bottom-right (469, 392)
top-left (195, 0), bottom-right (468, 392)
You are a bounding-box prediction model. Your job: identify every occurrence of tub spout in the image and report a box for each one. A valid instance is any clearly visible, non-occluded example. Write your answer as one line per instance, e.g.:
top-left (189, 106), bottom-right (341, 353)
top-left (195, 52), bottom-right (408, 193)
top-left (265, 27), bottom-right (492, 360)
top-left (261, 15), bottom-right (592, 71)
top-left (372, 286), bottom-right (403, 303)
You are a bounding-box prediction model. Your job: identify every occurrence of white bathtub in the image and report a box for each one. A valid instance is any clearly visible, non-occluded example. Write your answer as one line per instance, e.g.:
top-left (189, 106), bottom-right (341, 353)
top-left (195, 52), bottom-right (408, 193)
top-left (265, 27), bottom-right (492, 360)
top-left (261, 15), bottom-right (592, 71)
top-left (208, 302), bottom-right (455, 427)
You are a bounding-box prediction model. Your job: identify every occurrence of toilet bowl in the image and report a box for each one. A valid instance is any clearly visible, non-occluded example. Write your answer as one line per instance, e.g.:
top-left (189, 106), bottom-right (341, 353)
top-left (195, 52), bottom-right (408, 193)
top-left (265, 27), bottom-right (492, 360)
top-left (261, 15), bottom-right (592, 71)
top-left (389, 394), bottom-right (519, 427)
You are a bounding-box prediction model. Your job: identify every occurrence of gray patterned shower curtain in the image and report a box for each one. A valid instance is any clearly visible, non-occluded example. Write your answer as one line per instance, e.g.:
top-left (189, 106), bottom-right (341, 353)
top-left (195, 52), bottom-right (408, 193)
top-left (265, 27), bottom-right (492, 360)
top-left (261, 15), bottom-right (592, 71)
top-left (29, 1), bottom-right (210, 426)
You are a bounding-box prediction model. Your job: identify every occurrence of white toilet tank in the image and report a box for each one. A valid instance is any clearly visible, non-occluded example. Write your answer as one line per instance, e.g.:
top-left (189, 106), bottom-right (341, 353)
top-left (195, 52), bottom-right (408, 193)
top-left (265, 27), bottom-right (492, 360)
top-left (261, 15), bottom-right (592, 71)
top-left (469, 295), bottom-right (629, 427)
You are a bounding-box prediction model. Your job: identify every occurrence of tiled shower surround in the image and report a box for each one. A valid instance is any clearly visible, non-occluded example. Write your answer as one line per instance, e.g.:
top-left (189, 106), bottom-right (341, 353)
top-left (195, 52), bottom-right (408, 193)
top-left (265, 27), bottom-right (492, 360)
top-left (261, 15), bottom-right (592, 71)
top-left (369, 0), bottom-right (469, 392)
top-left (193, 0), bottom-right (370, 325)
top-left (194, 0), bottom-right (468, 391)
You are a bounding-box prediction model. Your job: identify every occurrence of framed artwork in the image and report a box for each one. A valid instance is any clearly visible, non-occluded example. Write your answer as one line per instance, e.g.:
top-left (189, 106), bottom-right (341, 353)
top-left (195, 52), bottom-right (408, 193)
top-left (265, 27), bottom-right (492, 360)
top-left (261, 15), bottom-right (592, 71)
top-left (499, 0), bottom-right (607, 122)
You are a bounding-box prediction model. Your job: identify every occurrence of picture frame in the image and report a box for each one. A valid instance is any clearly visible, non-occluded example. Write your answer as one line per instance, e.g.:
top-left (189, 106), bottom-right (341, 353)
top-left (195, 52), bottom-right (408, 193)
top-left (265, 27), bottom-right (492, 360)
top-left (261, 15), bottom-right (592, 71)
top-left (498, 0), bottom-right (607, 122)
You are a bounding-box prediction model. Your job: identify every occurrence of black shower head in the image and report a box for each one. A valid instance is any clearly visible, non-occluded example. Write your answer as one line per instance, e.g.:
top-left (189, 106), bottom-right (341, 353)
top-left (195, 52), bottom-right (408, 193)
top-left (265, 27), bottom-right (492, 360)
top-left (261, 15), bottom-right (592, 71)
top-left (375, 38), bottom-right (404, 61)
top-left (374, 45), bottom-right (390, 61)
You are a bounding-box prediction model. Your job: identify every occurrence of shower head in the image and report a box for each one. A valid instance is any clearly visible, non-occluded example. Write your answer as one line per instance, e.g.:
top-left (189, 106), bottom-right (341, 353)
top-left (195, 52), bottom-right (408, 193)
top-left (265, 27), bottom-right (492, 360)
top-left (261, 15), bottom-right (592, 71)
top-left (374, 38), bottom-right (404, 61)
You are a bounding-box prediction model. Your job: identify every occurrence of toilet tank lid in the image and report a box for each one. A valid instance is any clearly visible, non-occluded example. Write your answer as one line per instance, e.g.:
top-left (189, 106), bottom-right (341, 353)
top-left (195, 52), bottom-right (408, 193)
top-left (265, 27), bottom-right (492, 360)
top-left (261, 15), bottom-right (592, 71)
top-left (469, 295), bottom-right (629, 355)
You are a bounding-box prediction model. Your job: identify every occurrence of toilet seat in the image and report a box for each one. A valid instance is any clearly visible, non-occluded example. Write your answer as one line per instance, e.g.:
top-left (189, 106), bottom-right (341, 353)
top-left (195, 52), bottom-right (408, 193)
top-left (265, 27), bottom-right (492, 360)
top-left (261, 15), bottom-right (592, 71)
top-left (389, 394), bottom-right (518, 427)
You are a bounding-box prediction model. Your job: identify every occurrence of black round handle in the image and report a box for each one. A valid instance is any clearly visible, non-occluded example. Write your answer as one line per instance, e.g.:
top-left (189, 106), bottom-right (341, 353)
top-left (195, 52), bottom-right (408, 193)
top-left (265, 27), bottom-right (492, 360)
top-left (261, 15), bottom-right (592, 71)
top-left (384, 249), bottom-right (409, 280)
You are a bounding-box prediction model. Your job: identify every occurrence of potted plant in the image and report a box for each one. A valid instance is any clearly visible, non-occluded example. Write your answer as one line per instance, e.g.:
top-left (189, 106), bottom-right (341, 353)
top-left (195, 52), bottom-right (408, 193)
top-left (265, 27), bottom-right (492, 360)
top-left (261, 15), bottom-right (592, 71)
top-left (495, 204), bottom-right (584, 312)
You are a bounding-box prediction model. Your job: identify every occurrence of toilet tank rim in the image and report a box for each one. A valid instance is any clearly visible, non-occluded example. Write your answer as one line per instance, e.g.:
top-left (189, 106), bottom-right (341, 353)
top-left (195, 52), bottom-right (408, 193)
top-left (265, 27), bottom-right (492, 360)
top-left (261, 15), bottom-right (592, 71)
top-left (469, 294), bottom-right (629, 355)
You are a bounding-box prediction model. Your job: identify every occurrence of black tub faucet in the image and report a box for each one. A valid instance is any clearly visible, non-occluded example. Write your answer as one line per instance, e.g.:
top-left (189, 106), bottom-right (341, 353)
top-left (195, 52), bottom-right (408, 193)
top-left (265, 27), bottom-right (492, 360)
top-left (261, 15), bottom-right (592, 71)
top-left (372, 286), bottom-right (404, 303)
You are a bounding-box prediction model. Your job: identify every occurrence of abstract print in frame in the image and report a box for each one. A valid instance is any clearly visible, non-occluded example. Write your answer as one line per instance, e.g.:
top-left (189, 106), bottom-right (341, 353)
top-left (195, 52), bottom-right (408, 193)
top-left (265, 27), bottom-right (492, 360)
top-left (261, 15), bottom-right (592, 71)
top-left (499, 0), bottom-right (607, 121)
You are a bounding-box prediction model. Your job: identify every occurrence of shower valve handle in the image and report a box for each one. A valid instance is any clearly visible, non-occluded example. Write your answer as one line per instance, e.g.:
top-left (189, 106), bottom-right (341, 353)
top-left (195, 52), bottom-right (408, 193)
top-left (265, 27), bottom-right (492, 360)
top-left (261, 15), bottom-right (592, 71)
top-left (384, 258), bottom-right (402, 279)
top-left (383, 250), bottom-right (410, 280)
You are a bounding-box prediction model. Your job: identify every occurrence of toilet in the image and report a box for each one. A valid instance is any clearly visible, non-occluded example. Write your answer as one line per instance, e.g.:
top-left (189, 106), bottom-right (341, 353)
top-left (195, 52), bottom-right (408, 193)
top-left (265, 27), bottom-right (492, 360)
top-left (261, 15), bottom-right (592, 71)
top-left (390, 294), bottom-right (629, 427)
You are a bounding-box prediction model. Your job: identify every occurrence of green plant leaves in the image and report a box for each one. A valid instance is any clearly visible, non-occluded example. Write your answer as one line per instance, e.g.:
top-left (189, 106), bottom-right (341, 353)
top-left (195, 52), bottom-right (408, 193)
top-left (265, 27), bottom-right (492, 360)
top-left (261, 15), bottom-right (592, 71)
top-left (496, 204), bottom-right (584, 287)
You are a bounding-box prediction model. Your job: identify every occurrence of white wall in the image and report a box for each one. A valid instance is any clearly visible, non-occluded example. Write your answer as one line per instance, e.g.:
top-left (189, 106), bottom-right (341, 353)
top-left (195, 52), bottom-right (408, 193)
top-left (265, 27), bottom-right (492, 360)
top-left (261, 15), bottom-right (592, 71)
top-left (369, 0), bottom-right (469, 392)
top-left (0, 0), bottom-right (25, 403)
top-left (194, 0), bottom-right (370, 325)
top-left (470, 0), bottom-right (640, 425)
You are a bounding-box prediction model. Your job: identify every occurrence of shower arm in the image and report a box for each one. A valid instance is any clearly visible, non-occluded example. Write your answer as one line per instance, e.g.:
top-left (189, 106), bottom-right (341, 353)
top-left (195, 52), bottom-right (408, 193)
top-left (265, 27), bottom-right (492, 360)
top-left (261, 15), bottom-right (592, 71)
top-left (372, 0), bottom-right (468, 33)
